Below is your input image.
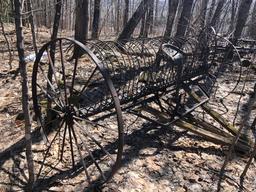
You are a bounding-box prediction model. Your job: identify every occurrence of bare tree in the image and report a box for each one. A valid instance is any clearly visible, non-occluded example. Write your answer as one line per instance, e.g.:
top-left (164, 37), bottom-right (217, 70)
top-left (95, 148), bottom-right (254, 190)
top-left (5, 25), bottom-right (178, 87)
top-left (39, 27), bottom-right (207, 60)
top-left (74, 0), bottom-right (89, 57)
top-left (50, 0), bottom-right (62, 56)
top-left (206, 0), bottom-right (215, 26)
top-left (13, 0), bottom-right (34, 189)
top-left (228, 0), bottom-right (239, 33)
top-left (0, 16), bottom-right (12, 69)
top-left (123, 0), bottom-right (130, 27)
top-left (199, 0), bottom-right (208, 28)
top-left (91, 0), bottom-right (100, 39)
top-left (233, 0), bottom-right (253, 43)
top-left (175, 0), bottom-right (194, 38)
top-left (123, 0), bottom-right (129, 27)
top-left (248, 2), bottom-right (256, 39)
top-left (27, 0), bottom-right (38, 54)
top-left (117, 0), bottom-right (151, 43)
top-left (146, 0), bottom-right (154, 35)
top-left (139, 0), bottom-right (154, 38)
top-left (164, 0), bottom-right (179, 38)
top-left (154, 0), bottom-right (159, 25)
top-left (139, 10), bottom-right (146, 37)
top-left (210, 0), bottom-right (225, 28)
top-left (116, 0), bottom-right (121, 34)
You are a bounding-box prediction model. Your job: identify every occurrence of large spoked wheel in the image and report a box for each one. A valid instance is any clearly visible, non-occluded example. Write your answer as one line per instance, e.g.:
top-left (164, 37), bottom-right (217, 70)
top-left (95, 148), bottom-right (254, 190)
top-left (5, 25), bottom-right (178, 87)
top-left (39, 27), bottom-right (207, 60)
top-left (32, 38), bottom-right (124, 188)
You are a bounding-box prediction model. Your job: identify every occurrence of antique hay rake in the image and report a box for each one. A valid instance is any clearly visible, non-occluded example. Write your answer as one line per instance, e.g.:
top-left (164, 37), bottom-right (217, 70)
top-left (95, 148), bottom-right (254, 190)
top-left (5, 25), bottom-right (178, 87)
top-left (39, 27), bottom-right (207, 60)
top-left (31, 29), bottom-right (252, 188)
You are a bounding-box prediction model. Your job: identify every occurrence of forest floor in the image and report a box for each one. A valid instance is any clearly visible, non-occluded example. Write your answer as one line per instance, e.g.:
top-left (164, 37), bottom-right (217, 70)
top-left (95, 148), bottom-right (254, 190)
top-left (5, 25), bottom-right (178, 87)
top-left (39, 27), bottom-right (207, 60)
top-left (0, 24), bottom-right (256, 192)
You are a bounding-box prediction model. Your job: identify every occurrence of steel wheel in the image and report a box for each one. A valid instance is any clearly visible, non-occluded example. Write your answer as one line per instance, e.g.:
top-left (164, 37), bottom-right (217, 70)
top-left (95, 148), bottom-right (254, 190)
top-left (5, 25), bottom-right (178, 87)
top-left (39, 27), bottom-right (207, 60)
top-left (32, 38), bottom-right (124, 187)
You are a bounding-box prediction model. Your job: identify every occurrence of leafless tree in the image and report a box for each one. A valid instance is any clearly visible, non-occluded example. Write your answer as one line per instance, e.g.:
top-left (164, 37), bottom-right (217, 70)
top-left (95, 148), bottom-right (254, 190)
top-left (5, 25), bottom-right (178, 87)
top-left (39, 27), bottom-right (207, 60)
top-left (228, 0), bottom-right (239, 33)
top-left (27, 0), bottom-right (38, 54)
top-left (74, 0), bottom-right (89, 57)
top-left (210, 0), bottom-right (225, 28)
top-left (117, 0), bottom-right (151, 43)
top-left (164, 0), bottom-right (179, 38)
top-left (0, 16), bottom-right (12, 69)
top-left (91, 0), bottom-right (100, 39)
top-left (199, 0), bottom-right (208, 28)
top-left (175, 0), bottom-right (194, 39)
top-left (13, 0), bottom-right (35, 190)
top-left (123, 0), bottom-right (129, 27)
top-left (248, 2), bottom-right (256, 39)
top-left (233, 0), bottom-right (253, 43)
top-left (206, 0), bottom-right (216, 26)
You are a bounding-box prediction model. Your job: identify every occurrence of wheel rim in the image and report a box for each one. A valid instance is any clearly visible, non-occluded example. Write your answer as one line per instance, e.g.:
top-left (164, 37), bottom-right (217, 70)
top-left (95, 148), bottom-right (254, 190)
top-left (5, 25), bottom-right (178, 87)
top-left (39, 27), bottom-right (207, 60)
top-left (32, 38), bottom-right (124, 187)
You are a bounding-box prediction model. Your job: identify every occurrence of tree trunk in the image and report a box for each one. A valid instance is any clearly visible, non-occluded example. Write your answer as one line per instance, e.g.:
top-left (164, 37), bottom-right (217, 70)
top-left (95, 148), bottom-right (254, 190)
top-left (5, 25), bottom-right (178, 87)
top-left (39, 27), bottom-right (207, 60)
top-left (13, 0), bottom-right (34, 189)
top-left (160, 0), bottom-right (167, 21)
top-left (51, 0), bottom-right (62, 43)
top-left (123, 0), bottom-right (129, 28)
top-left (206, 0), bottom-right (215, 26)
top-left (164, 0), bottom-right (179, 38)
top-left (49, 1), bottom-right (62, 70)
top-left (210, 0), bottom-right (225, 28)
top-left (27, 0), bottom-right (38, 54)
top-left (228, 0), bottom-right (237, 33)
top-left (146, 0), bottom-right (154, 35)
top-left (117, 0), bottom-right (151, 43)
top-left (233, 0), bottom-right (253, 42)
top-left (91, 0), bottom-right (100, 39)
top-left (248, 2), bottom-right (256, 39)
top-left (89, 0), bottom-right (93, 31)
top-left (0, 16), bottom-right (12, 69)
top-left (74, 0), bottom-right (89, 57)
top-left (200, 0), bottom-right (208, 28)
top-left (116, 0), bottom-right (121, 34)
top-left (175, 0), bottom-right (194, 38)
top-left (154, 0), bottom-right (159, 26)
top-left (139, 11), bottom-right (146, 37)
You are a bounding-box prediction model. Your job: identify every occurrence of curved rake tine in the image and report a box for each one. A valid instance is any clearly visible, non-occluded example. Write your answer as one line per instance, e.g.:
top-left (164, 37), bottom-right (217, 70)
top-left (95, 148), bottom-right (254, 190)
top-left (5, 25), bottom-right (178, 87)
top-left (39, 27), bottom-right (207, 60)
top-left (73, 120), bottom-right (115, 162)
top-left (36, 118), bottom-right (65, 179)
top-left (69, 124), bottom-right (91, 184)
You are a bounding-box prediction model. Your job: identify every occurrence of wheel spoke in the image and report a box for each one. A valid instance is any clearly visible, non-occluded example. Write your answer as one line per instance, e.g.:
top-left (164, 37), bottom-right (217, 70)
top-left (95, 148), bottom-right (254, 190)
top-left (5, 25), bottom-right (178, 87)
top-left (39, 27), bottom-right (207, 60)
top-left (36, 83), bottom-right (63, 109)
top-left (37, 118), bottom-right (65, 179)
top-left (38, 65), bottom-right (64, 107)
top-left (79, 67), bottom-right (97, 96)
top-left (77, 132), bottom-right (107, 181)
top-left (73, 120), bottom-right (115, 162)
top-left (69, 124), bottom-right (91, 184)
top-left (68, 123), bottom-right (75, 168)
top-left (59, 40), bottom-right (68, 105)
top-left (70, 57), bottom-right (79, 97)
top-left (60, 122), bottom-right (68, 161)
top-left (73, 116), bottom-right (118, 133)
top-left (46, 47), bottom-right (66, 105)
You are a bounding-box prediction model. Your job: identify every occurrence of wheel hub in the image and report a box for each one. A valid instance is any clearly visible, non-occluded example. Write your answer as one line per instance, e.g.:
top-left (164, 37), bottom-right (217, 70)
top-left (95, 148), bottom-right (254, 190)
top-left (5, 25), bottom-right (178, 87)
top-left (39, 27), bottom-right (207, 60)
top-left (63, 105), bottom-right (77, 125)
